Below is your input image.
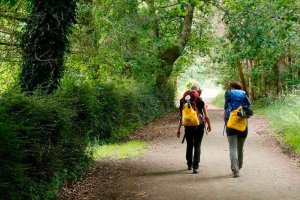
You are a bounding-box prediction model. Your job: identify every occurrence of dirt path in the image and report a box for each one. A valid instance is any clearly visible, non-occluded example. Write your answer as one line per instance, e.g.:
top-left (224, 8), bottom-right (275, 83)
top-left (60, 105), bottom-right (300, 200)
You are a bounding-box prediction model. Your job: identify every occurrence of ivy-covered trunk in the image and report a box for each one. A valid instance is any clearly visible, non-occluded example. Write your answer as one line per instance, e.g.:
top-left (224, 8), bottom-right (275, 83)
top-left (20, 0), bottom-right (76, 94)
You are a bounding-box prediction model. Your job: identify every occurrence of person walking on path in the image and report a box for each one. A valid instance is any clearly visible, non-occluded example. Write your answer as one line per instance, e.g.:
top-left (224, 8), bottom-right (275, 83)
top-left (177, 84), bottom-right (211, 174)
top-left (224, 81), bottom-right (252, 178)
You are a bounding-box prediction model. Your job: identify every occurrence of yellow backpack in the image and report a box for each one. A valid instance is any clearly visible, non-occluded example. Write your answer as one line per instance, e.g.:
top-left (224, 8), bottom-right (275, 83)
top-left (227, 106), bottom-right (247, 131)
top-left (182, 103), bottom-right (200, 126)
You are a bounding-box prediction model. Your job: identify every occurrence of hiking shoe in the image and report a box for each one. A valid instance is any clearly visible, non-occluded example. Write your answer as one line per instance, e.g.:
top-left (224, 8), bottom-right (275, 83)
top-left (233, 171), bottom-right (240, 178)
top-left (187, 166), bottom-right (192, 170)
top-left (193, 168), bottom-right (199, 174)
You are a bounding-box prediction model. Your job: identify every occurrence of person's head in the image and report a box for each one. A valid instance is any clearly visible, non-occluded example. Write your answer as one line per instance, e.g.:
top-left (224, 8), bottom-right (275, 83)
top-left (229, 81), bottom-right (243, 90)
top-left (190, 84), bottom-right (202, 95)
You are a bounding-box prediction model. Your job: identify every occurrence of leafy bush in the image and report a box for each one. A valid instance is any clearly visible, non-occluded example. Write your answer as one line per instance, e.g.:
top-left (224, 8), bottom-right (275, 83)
top-left (0, 91), bottom-right (91, 200)
top-left (62, 74), bottom-right (175, 139)
top-left (0, 75), bottom-right (175, 199)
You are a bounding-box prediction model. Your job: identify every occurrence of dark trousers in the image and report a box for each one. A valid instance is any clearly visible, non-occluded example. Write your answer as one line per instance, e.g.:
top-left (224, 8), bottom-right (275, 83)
top-left (185, 125), bottom-right (204, 169)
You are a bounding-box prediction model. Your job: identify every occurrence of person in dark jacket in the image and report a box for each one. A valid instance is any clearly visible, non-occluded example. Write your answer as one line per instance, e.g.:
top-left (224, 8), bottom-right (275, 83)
top-left (177, 84), bottom-right (211, 174)
top-left (224, 81), bottom-right (251, 178)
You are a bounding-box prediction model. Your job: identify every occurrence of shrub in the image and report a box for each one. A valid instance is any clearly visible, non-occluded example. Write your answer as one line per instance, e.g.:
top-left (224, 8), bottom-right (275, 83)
top-left (0, 91), bottom-right (91, 199)
top-left (0, 74), bottom-right (175, 199)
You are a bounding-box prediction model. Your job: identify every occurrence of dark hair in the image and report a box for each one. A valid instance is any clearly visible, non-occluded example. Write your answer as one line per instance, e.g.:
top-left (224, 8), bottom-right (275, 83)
top-left (197, 89), bottom-right (202, 96)
top-left (229, 81), bottom-right (243, 90)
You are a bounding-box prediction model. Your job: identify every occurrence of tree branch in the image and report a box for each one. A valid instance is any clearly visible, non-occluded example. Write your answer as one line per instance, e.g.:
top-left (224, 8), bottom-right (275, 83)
top-left (0, 28), bottom-right (15, 35)
top-left (156, 3), bottom-right (181, 9)
top-left (0, 47), bottom-right (17, 51)
top-left (178, 3), bottom-right (195, 51)
top-left (0, 42), bottom-right (17, 46)
top-left (145, 0), bottom-right (159, 38)
top-left (0, 13), bottom-right (28, 22)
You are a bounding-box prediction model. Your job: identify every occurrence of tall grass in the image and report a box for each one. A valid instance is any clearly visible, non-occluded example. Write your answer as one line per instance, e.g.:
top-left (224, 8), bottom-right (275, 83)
top-left (254, 94), bottom-right (300, 153)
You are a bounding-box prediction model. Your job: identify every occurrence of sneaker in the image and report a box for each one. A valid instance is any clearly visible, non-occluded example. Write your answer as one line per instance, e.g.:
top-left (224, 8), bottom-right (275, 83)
top-left (233, 171), bottom-right (240, 178)
top-left (187, 166), bottom-right (192, 170)
top-left (193, 168), bottom-right (199, 174)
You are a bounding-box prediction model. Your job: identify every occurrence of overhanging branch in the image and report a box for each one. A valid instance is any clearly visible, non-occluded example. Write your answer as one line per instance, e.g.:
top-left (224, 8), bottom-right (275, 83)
top-left (0, 41), bottom-right (17, 46)
top-left (178, 3), bottom-right (195, 51)
top-left (0, 13), bottom-right (28, 22)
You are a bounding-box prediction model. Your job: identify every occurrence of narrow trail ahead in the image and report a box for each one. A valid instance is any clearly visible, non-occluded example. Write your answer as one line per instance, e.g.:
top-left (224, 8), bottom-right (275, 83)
top-left (60, 105), bottom-right (300, 200)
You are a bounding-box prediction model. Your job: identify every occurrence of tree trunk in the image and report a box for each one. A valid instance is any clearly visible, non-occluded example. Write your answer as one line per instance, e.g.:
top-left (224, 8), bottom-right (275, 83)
top-left (156, 3), bottom-right (195, 89)
top-left (20, 0), bottom-right (77, 94)
top-left (275, 55), bottom-right (286, 95)
top-left (247, 59), bottom-right (255, 99)
top-left (237, 62), bottom-right (249, 95)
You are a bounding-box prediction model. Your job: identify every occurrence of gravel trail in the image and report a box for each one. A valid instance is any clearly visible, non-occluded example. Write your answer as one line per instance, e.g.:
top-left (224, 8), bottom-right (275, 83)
top-left (60, 104), bottom-right (300, 200)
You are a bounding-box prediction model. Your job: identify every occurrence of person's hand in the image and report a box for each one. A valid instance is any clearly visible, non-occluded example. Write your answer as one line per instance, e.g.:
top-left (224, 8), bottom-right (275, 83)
top-left (207, 125), bottom-right (212, 132)
top-left (177, 130), bottom-right (181, 138)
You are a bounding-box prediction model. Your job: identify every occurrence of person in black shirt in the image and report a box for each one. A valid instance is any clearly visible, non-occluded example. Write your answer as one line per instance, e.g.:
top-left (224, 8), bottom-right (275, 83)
top-left (177, 84), bottom-right (211, 173)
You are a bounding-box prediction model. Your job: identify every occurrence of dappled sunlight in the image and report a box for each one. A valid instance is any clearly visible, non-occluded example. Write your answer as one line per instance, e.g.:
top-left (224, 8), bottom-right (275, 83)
top-left (93, 140), bottom-right (147, 160)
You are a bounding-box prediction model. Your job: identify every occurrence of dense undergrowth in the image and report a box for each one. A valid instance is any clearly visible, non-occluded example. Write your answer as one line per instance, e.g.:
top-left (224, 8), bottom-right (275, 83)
top-left (0, 75), bottom-right (175, 200)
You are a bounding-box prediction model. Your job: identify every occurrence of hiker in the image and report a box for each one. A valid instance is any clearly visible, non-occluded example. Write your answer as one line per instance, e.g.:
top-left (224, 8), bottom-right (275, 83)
top-left (177, 84), bottom-right (211, 174)
top-left (224, 81), bottom-right (252, 178)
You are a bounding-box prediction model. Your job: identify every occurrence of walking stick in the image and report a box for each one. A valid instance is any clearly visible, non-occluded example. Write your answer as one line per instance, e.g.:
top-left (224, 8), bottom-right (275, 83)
top-left (181, 133), bottom-right (186, 144)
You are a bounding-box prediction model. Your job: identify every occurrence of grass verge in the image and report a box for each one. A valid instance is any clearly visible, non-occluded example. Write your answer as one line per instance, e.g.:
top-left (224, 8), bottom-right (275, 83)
top-left (254, 94), bottom-right (300, 154)
top-left (92, 140), bottom-right (147, 160)
top-left (212, 92), bottom-right (224, 108)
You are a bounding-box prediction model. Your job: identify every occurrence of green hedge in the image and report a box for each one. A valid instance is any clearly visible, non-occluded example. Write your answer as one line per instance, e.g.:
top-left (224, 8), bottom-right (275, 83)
top-left (0, 76), bottom-right (175, 200)
top-left (0, 92), bottom-right (91, 200)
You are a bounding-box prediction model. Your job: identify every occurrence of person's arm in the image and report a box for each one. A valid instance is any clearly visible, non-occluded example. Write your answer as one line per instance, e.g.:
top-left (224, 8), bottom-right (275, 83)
top-left (203, 104), bottom-right (211, 132)
top-left (177, 98), bottom-right (183, 138)
top-left (245, 95), bottom-right (252, 109)
top-left (224, 91), bottom-right (230, 122)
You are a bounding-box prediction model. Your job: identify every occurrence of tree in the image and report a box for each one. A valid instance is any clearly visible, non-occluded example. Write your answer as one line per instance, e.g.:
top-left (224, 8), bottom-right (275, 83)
top-left (211, 0), bottom-right (300, 98)
top-left (149, 1), bottom-right (195, 90)
top-left (20, 0), bottom-right (77, 93)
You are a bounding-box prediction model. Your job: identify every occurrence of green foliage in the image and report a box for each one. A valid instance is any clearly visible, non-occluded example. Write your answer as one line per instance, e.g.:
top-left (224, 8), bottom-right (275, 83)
top-left (0, 0), bottom-right (19, 5)
top-left (212, 92), bottom-right (225, 108)
top-left (0, 120), bottom-right (25, 200)
top-left (20, 0), bottom-right (77, 93)
top-left (210, 0), bottom-right (300, 97)
top-left (0, 71), bottom-right (174, 199)
top-left (58, 72), bottom-right (171, 140)
top-left (0, 2), bottom-right (27, 94)
top-left (255, 93), bottom-right (300, 153)
top-left (0, 90), bottom-right (92, 199)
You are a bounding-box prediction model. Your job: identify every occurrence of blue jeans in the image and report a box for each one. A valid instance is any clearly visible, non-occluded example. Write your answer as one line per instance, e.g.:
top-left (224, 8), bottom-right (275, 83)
top-left (227, 135), bottom-right (246, 173)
